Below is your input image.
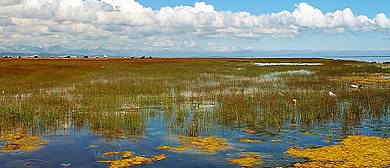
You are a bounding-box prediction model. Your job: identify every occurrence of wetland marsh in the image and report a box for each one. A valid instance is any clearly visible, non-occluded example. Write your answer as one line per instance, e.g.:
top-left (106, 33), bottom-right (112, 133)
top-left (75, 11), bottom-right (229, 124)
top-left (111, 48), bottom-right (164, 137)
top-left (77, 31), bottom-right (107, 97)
top-left (0, 58), bottom-right (389, 167)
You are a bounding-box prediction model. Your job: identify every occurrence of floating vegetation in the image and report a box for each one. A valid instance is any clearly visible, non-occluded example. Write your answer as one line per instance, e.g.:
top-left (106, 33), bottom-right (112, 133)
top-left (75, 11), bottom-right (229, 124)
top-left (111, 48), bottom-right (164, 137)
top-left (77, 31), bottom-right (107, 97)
top-left (157, 136), bottom-right (231, 153)
top-left (227, 152), bottom-right (263, 167)
top-left (238, 138), bottom-right (262, 143)
top-left (302, 132), bottom-right (323, 137)
top-left (99, 151), bottom-right (165, 168)
top-left (102, 152), bottom-right (122, 158)
top-left (151, 154), bottom-right (166, 161)
top-left (99, 156), bottom-right (153, 168)
top-left (0, 131), bottom-right (46, 152)
top-left (156, 146), bottom-right (187, 151)
top-left (244, 128), bottom-right (256, 133)
top-left (286, 135), bottom-right (390, 167)
top-left (60, 163), bottom-right (71, 167)
top-left (122, 152), bottom-right (133, 159)
top-left (101, 151), bottom-right (134, 159)
top-left (155, 146), bottom-right (171, 151)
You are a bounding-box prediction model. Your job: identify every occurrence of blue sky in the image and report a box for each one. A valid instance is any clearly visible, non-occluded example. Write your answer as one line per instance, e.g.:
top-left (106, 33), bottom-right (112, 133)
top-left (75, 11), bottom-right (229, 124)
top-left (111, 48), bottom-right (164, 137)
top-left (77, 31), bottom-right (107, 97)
top-left (137, 0), bottom-right (390, 17)
top-left (1, 0), bottom-right (390, 52)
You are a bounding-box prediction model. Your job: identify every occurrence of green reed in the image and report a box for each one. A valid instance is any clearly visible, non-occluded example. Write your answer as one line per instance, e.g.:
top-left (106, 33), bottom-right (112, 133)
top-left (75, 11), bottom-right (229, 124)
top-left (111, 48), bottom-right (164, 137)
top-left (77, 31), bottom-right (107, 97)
top-left (0, 58), bottom-right (389, 138)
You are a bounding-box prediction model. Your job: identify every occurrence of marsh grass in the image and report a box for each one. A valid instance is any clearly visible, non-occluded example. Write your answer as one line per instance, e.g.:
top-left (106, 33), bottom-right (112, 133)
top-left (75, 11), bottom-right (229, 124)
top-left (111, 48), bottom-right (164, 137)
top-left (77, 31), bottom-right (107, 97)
top-left (0, 58), bottom-right (389, 140)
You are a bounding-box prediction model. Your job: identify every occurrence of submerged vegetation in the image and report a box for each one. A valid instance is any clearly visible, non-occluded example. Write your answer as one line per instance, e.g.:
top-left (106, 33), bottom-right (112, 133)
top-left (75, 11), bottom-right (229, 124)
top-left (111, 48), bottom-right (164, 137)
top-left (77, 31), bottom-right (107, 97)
top-left (0, 58), bottom-right (389, 167)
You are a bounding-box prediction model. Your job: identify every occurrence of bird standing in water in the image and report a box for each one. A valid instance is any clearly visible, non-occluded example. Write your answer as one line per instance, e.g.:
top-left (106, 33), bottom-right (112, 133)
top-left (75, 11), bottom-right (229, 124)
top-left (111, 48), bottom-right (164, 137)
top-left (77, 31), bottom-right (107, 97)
top-left (328, 91), bottom-right (336, 97)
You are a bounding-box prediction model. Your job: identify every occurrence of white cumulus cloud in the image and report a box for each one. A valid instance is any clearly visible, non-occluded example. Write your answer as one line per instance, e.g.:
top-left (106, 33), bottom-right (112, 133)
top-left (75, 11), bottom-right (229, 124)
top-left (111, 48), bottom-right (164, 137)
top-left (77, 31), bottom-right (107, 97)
top-left (0, 0), bottom-right (389, 50)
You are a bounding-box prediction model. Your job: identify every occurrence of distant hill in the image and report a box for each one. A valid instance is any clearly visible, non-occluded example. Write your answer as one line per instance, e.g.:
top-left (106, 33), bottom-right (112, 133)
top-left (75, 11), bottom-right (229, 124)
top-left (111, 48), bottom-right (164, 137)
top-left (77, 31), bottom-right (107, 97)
top-left (0, 44), bottom-right (389, 58)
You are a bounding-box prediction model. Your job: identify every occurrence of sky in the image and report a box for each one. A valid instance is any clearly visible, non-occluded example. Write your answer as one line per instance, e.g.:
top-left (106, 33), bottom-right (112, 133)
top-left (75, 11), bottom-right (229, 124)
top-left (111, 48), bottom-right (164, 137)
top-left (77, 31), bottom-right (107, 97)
top-left (1, 0), bottom-right (390, 52)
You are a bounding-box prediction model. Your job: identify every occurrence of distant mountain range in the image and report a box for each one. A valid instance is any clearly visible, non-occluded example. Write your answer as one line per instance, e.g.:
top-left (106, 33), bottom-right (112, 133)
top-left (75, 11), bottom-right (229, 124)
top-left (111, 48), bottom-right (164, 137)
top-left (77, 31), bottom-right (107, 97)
top-left (0, 44), bottom-right (141, 56)
top-left (0, 44), bottom-right (389, 58)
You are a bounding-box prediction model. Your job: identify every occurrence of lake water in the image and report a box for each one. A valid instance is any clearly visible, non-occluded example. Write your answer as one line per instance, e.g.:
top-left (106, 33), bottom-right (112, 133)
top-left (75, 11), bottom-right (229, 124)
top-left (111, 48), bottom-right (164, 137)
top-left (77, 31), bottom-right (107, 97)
top-left (1, 101), bottom-right (389, 168)
top-left (319, 56), bottom-right (390, 63)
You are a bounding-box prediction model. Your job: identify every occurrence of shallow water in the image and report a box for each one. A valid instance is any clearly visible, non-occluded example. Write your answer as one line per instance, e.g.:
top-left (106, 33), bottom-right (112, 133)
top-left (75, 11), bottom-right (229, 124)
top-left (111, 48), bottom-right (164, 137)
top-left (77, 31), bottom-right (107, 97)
top-left (254, 63), bottom-right (323, 66)
top-left (0, 101), bottom-right (389, 168)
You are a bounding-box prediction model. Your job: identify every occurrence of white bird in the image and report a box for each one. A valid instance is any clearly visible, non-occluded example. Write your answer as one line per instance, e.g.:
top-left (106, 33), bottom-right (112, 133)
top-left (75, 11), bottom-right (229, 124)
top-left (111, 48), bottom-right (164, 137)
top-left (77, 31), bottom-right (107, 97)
top-left (328, 91), bottom-right (337, 97)
top-left (278, 91), bottom-right (284, 96)
top-left (350, 84), bottom-right (362, 89)
top-left (292, 98), bottom-right (297, 105)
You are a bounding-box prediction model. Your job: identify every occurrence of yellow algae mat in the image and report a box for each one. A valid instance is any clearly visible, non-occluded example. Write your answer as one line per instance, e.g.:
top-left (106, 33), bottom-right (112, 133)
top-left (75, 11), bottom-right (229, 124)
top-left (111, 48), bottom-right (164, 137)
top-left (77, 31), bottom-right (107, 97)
top-left (227, 152), bottom-right (263, 167)
top-left (238, 138), bottom-right (262, 143)
top-left (157, 136), bottom-right (231, 153)
top-left (98, 151), bottom-right (165, 168)
top-left (0, 131), bottom-right (46, 152)
top-left (286, 135), bottom-right (390, 167)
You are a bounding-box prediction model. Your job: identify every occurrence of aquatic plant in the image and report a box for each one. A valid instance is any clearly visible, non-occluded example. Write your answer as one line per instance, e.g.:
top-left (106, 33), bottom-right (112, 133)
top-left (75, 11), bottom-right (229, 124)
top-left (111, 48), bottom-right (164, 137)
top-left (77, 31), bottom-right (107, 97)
top-left (0, 131), bottom-right (46, 152)
top-left (227, 152), bottom-right (263, 167)
top-left (99, 151), bottom-right (165, 167)
top-left (238, 138), bottom-right (262, 143)
top-left (286, 135), bottom-right (390, 167)
top-left (157, 136), bottom-right (231, 153)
